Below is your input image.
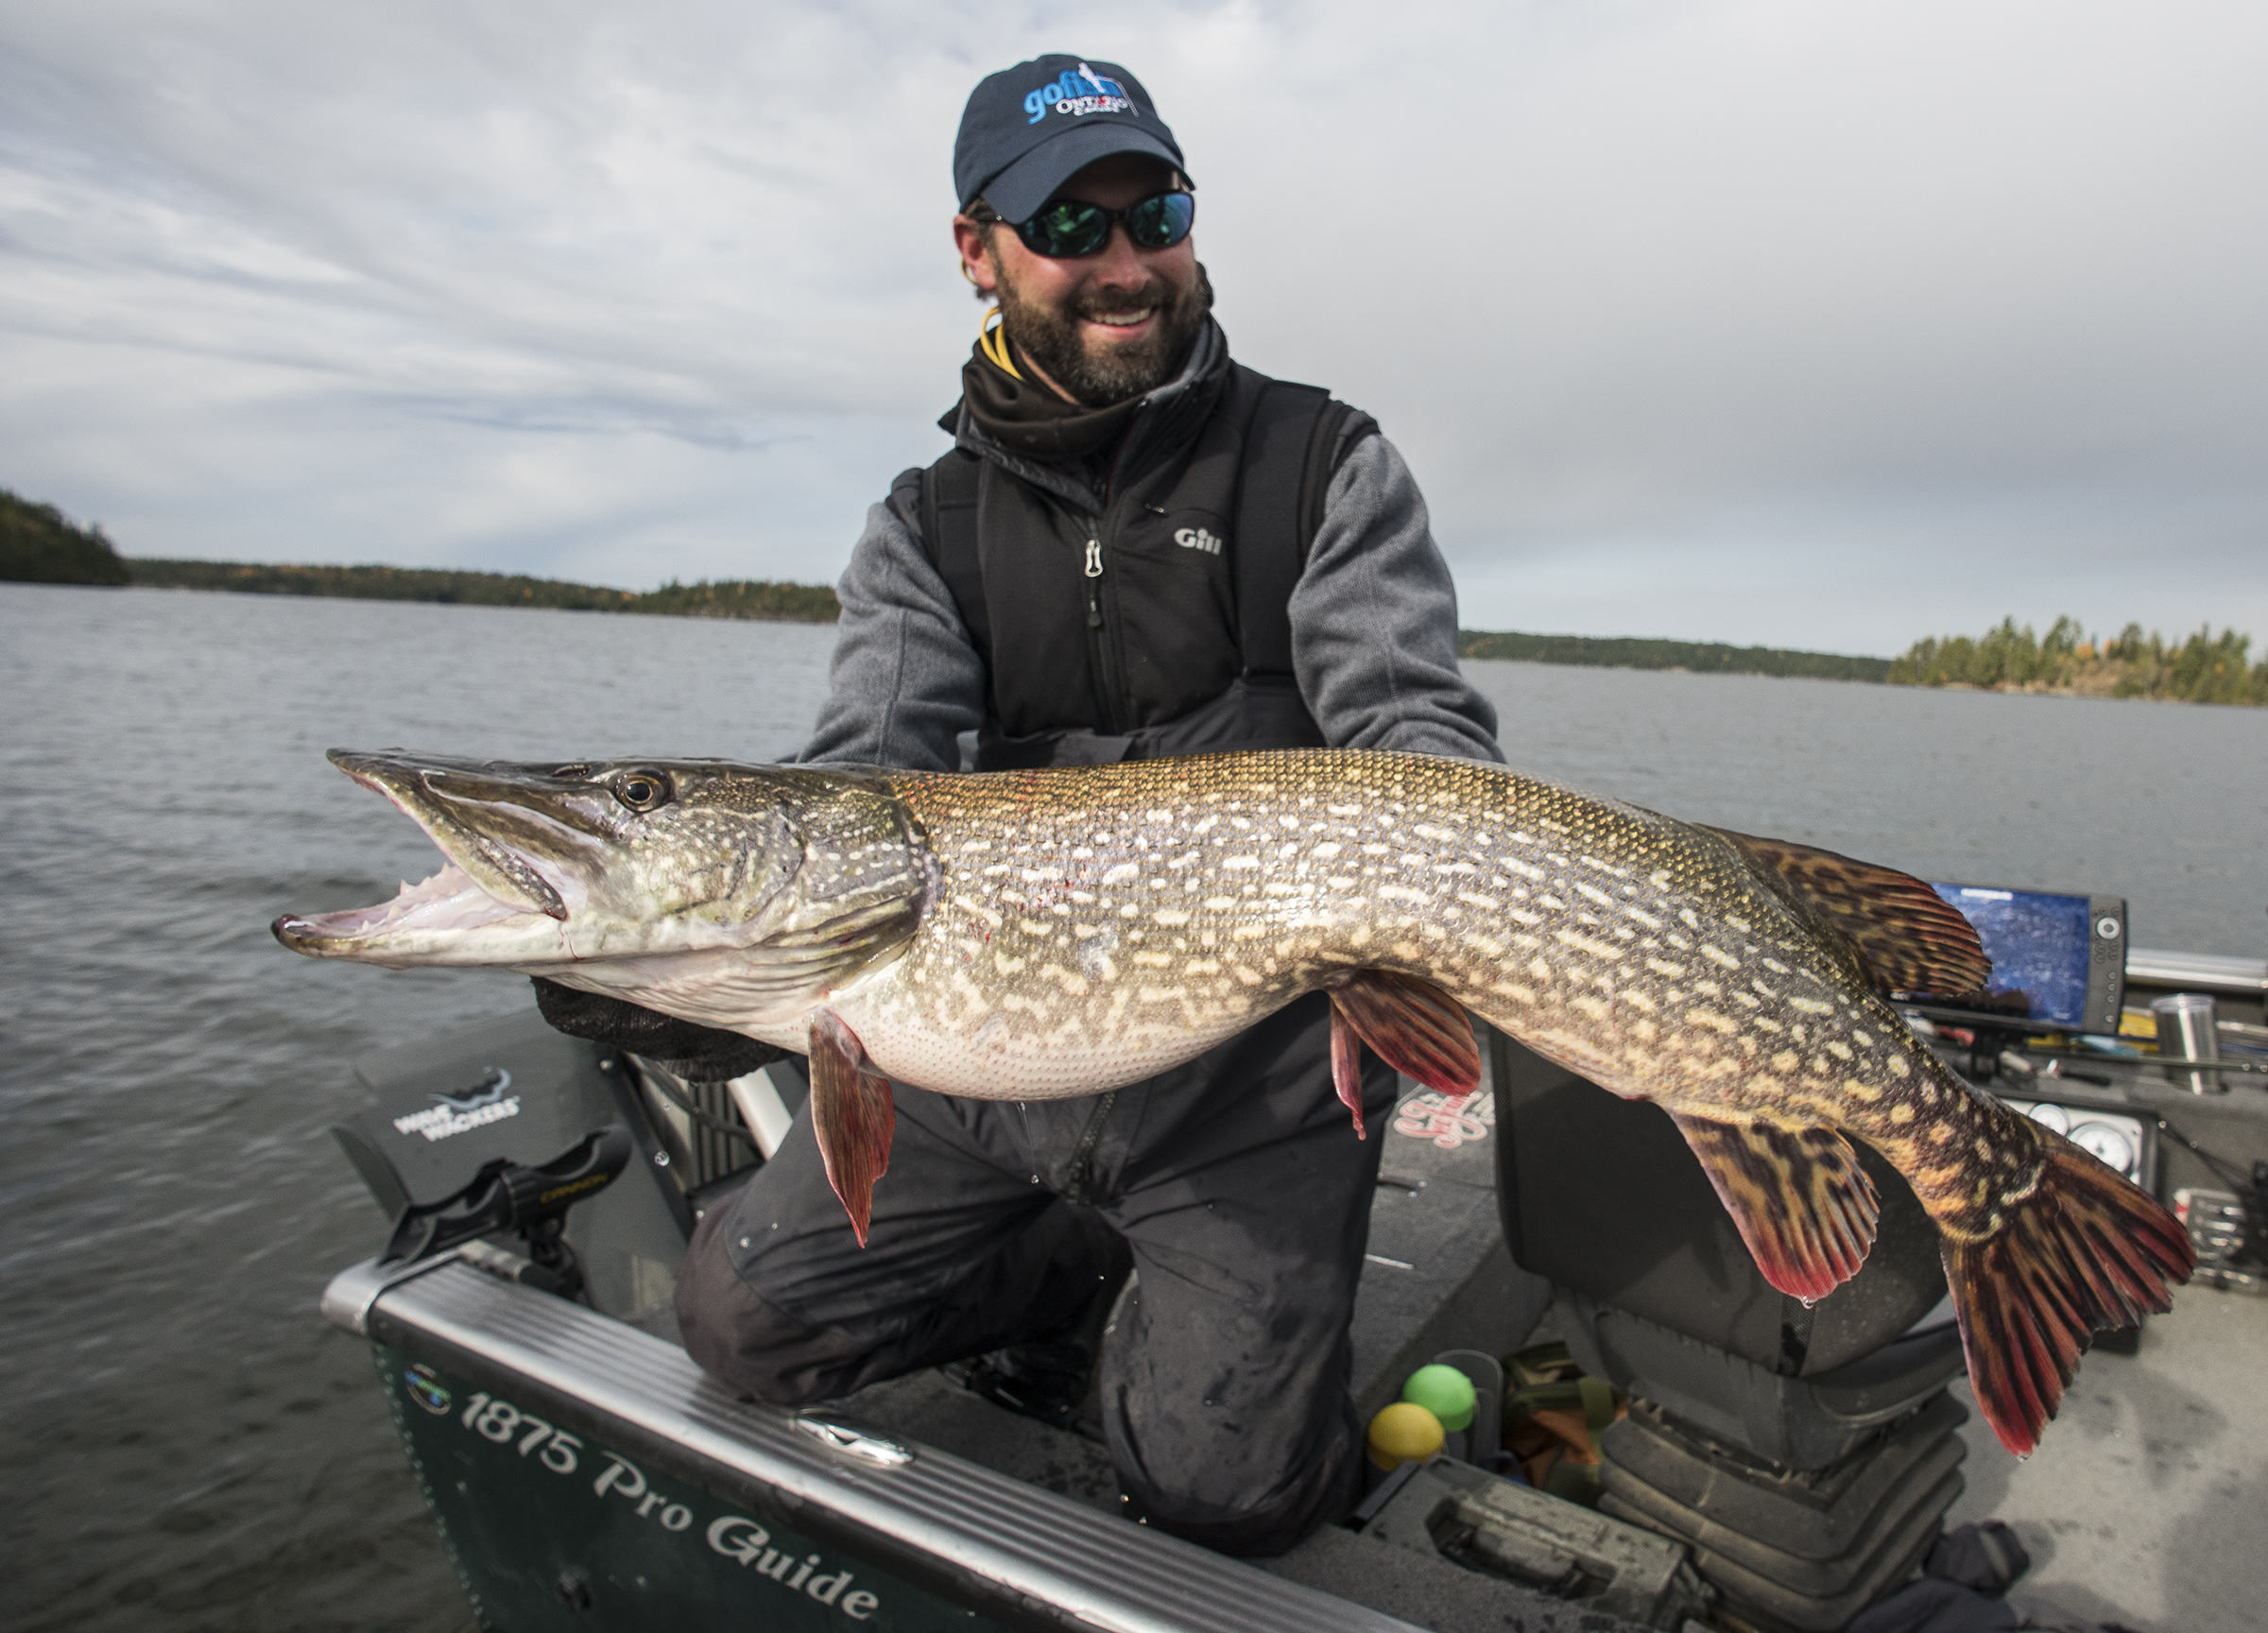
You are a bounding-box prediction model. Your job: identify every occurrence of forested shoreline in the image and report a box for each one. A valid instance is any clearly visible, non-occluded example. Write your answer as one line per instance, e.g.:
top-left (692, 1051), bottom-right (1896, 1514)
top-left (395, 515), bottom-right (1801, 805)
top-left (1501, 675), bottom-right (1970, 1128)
top-left (0, 490), bottom-right (841, 622)
top-left (124, 558), bottom-right (841, 623)
top-left (1, 489), bottom-right (130, 585)
top-left (6, 490), bottom-right (2259, 701)
top-left (1887, 616), bottom-right (2266, 706)
top-left (1456, 629), bottom-right (1890, 681)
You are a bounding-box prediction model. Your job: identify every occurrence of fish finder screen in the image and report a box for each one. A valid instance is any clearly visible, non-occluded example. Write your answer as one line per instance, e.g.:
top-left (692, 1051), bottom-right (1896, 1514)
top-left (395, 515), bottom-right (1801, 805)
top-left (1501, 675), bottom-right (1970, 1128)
top-left (1927, 885), bottom-right (2095, 1029)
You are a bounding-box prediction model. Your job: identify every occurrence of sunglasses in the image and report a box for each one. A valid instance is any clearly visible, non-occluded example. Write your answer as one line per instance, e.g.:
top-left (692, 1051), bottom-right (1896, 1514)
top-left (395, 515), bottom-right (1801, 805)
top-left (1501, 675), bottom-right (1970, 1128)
top-left (986, 191), bottom-right (1196, 259)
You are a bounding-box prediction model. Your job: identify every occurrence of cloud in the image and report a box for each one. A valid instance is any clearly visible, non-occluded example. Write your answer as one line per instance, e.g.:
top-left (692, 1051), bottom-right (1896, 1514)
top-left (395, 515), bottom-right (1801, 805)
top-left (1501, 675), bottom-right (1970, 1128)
top-left (2, 0), bottom-right (2263, 651)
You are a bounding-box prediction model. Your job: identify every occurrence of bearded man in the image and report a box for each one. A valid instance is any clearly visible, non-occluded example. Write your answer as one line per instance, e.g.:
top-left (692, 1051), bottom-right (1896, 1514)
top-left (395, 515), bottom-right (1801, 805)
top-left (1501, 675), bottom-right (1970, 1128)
top-left (555, 54), bottom-right (1503, 1557)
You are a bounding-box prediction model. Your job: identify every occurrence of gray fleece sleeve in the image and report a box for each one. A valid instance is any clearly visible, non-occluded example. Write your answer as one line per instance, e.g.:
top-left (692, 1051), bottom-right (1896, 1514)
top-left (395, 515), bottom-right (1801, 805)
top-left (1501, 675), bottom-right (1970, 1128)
top-left (797, 489), bottom-right (985, 770)
top-left (1291, 435), bottom-right (1504, 763)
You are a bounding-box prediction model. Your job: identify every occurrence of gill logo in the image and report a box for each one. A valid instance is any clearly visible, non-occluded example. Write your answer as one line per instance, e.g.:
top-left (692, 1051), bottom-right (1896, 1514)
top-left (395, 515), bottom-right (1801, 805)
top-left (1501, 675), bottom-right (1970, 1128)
top-left (1174, 526), bottom-right (1223, 556)
top-left (1024, 62), bottom-right (1132, 125)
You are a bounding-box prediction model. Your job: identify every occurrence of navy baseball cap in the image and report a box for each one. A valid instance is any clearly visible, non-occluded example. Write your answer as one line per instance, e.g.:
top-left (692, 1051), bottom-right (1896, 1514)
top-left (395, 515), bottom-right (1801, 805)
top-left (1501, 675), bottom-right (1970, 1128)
top-left (954, 55), bottom-right (1189, 222)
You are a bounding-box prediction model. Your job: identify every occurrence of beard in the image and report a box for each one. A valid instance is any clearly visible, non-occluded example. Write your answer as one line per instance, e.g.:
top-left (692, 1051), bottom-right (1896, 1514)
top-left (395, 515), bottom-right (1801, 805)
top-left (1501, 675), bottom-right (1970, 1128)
top-left (996, 260), bottom-right (1214, 407)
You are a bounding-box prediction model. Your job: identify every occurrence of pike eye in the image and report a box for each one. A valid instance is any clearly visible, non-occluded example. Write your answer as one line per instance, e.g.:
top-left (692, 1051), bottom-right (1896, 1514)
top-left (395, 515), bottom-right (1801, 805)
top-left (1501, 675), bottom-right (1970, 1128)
top-left (612, 770), bottom-right (672, 813)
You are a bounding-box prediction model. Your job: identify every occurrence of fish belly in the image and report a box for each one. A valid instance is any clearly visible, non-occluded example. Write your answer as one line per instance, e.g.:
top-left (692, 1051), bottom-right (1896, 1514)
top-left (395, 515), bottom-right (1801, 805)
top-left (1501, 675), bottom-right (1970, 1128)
top-left (825, 953), bottom-right (1300, 1101)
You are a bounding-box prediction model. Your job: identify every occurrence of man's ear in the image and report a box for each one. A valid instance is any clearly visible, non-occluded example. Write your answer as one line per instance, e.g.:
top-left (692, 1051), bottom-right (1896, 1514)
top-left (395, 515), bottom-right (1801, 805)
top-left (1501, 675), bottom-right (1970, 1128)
top-left (953, 214), bottom-right (1000, 296)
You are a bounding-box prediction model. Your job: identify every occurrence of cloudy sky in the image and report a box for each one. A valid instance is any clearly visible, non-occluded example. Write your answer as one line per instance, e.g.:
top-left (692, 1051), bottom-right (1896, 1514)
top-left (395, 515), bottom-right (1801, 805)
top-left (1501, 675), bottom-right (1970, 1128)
top-left (4, 1), bottom-right (2262, 656)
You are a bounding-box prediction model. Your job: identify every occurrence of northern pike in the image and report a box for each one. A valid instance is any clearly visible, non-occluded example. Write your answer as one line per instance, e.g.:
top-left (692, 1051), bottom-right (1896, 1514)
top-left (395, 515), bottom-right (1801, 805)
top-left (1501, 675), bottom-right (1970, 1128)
top-left (276, 747), bottom-right (2192, 1454)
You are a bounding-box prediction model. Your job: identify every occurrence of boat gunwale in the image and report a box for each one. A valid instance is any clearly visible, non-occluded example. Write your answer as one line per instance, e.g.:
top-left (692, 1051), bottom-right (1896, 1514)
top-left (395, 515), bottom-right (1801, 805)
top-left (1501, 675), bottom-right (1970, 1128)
top-left (326, 1255), bottom-right (1442, 1633)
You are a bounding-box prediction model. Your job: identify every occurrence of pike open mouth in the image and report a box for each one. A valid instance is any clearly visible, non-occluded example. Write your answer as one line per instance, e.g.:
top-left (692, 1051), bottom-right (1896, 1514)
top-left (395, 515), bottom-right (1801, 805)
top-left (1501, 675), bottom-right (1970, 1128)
top-left (272, 862), bottom-right (552, 954)
top-left (272, 748), bottom-right (581, 959)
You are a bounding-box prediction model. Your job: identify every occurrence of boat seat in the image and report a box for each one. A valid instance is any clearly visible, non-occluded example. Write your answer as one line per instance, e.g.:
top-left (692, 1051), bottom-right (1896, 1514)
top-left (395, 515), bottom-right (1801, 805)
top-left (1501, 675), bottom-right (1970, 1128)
top-left (1488, 1030), bottom-right (1975, 1628)
top-left (1488, 1031), bottom-right (1978, 1628)
top-left (1487, 1031), bottom-right (1963, 1470)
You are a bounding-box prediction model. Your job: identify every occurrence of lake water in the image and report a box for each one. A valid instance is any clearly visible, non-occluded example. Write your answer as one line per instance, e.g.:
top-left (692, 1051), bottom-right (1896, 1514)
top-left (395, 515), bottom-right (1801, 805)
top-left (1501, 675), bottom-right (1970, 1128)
top-left (3, 583), bottom-right (2262, 1631)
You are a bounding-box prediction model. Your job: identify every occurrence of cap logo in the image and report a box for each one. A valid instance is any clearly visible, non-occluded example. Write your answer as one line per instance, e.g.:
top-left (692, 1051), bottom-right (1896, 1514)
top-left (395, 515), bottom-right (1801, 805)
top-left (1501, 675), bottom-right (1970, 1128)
top-left (1022, 62), bottom-right (1133, 125)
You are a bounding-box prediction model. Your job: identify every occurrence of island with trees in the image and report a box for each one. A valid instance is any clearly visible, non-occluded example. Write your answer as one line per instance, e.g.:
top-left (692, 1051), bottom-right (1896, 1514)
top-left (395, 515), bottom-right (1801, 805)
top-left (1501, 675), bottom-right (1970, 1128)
top-left (1887, 615), bottom-right (2266, 706)
top-left (2, 488), bottom-right (130, 585)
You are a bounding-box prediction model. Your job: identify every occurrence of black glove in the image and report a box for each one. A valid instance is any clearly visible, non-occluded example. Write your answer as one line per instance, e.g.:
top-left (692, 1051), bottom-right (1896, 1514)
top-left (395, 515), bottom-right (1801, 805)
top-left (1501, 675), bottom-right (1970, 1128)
top-left (530, 978), bottom-right (791, 1083)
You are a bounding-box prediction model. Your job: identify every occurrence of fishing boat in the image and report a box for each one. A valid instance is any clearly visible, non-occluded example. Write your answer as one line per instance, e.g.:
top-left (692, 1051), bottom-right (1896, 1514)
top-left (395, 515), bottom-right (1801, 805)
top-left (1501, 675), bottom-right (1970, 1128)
top-left (319, 888), bottom-right (2267, 1633)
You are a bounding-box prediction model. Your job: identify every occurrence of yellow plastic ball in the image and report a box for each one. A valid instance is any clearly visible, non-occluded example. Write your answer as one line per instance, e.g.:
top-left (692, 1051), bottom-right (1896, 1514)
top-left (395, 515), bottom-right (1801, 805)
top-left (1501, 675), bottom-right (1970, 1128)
top-left (1366, 1401), bottom-right (1445, 1470)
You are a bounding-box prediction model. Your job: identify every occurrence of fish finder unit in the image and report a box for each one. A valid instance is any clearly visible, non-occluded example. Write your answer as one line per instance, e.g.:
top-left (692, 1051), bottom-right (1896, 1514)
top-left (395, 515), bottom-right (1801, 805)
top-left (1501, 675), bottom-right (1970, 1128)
top-left (1904, 883), bottom-right (2127, 1037)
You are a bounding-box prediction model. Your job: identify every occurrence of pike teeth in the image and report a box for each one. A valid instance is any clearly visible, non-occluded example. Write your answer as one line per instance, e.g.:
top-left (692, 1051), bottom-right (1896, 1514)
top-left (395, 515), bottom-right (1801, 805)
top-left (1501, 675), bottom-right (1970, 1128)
top-left (282, 864), bottom-right (538, 943)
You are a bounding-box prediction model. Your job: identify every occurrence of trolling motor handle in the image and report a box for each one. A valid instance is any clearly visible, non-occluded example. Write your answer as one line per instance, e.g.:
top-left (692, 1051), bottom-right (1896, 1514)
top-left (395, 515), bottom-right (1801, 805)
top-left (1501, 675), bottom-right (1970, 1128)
top-left (380, 1125), bottom-right (633, 1300)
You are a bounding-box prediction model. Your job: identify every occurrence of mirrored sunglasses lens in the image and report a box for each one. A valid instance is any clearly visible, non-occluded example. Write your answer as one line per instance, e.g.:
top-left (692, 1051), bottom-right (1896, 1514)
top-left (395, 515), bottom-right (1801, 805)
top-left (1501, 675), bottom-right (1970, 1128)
top-left (1022, 202), bottom-right (1109, 257)
top-left (1129, 193), bottom-right (1195, 249)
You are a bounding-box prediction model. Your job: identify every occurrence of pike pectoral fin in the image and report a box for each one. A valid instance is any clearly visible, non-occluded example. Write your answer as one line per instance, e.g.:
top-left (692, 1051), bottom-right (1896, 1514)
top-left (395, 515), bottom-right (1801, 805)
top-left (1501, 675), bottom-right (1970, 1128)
top-left (1670, 1113), bottom-right (1881, 1303)
top-left (1328, 972), bottom-right (1482, 1127)
top-left (808, 1011), bottom-right (895, 1247)
top-left (1704, 828), bottom-right (1991, 996)
top-left (1942, 1142), bottom-right (2193, 1456)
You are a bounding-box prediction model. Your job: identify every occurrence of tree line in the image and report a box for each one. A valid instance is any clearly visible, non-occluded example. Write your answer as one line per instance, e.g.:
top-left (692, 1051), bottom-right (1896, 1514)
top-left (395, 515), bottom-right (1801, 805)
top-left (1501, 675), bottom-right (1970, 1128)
top-left (8, 489), bottom-right (2259, 702)
top-left (1886, 615), bottom-right (2266, 706)
top-left (2, 489), bottom-right (839, 623)
top-left (1456, 629), bottom-right (1891, 681)
top-left (2, 489), bottom-right (130, 585)
top-left (124, 559), bottom-right (841, 623)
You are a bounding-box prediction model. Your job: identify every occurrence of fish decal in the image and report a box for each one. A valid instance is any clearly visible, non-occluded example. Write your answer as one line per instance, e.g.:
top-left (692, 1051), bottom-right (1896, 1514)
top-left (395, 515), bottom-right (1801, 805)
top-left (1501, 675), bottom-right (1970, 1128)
top-left (275, 747), bottom-right (2193, 1454)
top-left (431, 1067), bottom-right (513, 1110)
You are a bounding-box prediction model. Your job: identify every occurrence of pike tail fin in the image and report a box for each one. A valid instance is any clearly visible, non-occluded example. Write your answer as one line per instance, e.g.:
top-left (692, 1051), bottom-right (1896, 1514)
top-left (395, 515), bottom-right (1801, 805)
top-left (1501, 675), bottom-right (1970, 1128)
top-left (1944, 1143), bottom-right (2194, 1455)
top-left (1328, 971), bottom-right (1481, 1139)
top-left (808, 1010), bottom-right (896, 1247)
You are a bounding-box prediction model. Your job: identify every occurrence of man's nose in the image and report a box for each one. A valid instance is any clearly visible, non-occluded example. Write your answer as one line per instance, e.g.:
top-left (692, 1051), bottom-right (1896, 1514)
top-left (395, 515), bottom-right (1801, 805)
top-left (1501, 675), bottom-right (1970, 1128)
top-left (1083, 220), bottom-right (1152, 284)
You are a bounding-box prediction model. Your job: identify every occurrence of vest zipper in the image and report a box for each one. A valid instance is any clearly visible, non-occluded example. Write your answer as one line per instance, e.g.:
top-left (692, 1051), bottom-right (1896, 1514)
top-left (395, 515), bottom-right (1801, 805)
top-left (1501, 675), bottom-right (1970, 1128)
top-left (1061, 1091), bottom-right (1117, 1204)
top-left (1085, 532), bottom-right (1133, 733)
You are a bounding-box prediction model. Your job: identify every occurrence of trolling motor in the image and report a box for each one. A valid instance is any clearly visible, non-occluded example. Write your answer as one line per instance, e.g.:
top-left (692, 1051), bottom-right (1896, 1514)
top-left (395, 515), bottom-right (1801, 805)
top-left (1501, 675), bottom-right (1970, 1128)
top-left (380, 1125), bottom-right (633, 1302)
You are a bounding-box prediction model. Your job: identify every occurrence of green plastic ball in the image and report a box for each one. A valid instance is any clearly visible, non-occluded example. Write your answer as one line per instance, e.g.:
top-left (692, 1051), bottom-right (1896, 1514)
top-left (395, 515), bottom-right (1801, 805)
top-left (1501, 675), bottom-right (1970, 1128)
top-left (1401, 1364), bottom-right (1477, 1432)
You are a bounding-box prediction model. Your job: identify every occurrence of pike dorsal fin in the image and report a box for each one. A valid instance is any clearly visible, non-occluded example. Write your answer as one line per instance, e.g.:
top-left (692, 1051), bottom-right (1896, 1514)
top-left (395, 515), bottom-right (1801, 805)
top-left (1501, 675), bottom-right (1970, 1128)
top-left (1704, 828), bottom-right (1990, 997)
top-left (1328, 971), bottom-right (1481, 1137)
top-left (808, 1010), bottom-right (896, 1246)
top-left (1671, 1112), bottom-right (1881, 1303)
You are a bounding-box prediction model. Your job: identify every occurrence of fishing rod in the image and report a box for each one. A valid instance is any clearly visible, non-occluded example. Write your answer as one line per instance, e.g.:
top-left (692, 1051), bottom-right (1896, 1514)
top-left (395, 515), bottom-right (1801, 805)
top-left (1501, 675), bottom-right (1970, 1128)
top-left (2015, 1046), bottom-right (2266, 1076)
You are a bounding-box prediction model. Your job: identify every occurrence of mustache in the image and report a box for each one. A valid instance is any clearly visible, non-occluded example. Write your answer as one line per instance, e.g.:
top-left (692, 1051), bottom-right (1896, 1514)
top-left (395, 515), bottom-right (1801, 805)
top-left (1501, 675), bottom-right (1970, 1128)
top-left (1073, 284), bottom-right (1169, 318)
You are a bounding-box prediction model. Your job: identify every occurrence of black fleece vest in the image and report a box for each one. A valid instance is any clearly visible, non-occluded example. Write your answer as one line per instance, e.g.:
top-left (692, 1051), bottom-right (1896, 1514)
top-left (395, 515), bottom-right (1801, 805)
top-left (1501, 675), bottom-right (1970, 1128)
top-left (897, 364), bottom-right (1373, 770)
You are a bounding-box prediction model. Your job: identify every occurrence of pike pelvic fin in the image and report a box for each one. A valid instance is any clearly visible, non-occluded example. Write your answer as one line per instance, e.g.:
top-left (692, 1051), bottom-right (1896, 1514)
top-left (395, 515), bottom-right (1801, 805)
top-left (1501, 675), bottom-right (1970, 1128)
top-left (1942, 1142), bottom-right (2194, 1456)
top-left (808, 1010), bottom-right (896, 1247)
top-left (1329, 1006), bottom-right (1368, 1139)
top-left (1327, 971), bottom-right (1482, 1137)
top-left (1704, 829), bottom-right (1991, 997)
top-left (1671, 1113), bottom-right (1882, 1303)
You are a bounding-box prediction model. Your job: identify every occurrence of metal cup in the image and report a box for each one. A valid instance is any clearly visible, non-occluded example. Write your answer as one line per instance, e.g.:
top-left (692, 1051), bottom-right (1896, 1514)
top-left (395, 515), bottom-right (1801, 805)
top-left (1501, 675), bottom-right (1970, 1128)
top-left (2150, 993), bottom-right (2223, 1092)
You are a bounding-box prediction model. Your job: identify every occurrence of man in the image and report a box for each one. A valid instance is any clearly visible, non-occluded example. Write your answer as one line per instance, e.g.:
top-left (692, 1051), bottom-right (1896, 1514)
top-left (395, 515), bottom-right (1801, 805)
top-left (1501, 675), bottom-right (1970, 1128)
top-left (555, 54), bottom-right (1501, 1557)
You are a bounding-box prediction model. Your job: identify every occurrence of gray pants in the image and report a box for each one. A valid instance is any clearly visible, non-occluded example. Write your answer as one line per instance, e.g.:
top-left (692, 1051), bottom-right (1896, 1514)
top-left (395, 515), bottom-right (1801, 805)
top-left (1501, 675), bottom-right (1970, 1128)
top-left (675, 993), bottom-right (1399, 1556)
